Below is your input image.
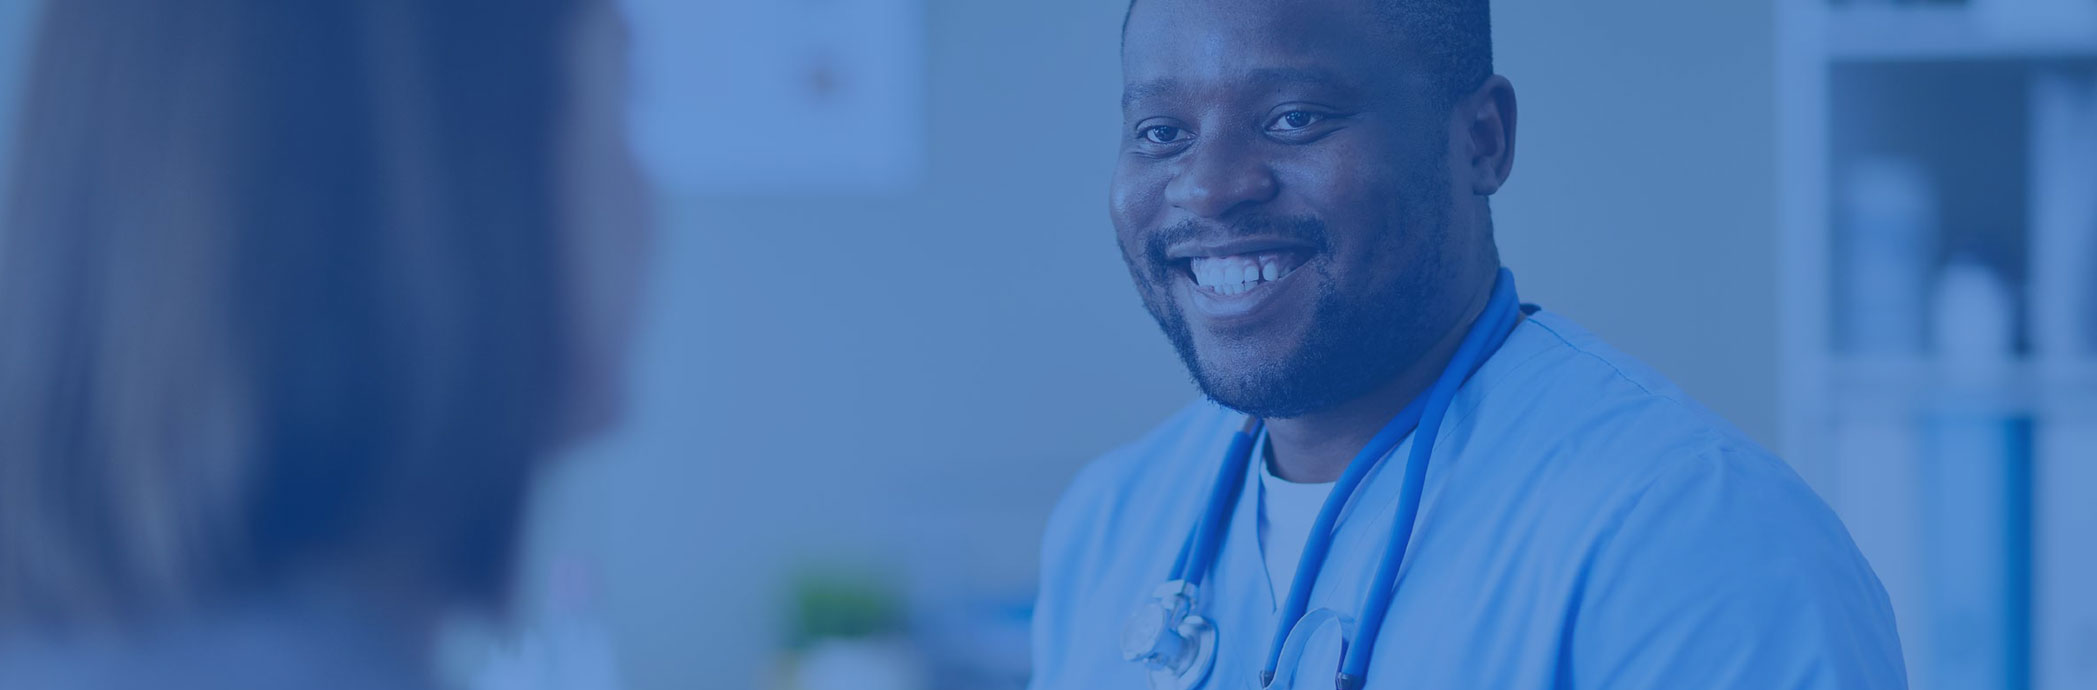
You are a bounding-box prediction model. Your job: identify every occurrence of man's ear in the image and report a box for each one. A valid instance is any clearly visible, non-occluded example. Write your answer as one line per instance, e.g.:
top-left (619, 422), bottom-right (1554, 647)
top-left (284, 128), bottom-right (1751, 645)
top-left (1461, 75), bottom-right (1518, 196)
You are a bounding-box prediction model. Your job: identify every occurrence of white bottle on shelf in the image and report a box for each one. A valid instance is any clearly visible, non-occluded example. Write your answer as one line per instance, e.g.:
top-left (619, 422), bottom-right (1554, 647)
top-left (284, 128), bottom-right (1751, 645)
top-left (1840, 156), bottom-right (1935, 358)
top-left (1931, 258), bottom-right (2016, 386)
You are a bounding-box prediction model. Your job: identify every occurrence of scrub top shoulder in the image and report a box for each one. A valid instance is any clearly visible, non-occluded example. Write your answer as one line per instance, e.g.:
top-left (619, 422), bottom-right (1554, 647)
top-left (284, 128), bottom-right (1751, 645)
top-left (1030, 310), bottom-right (1907, 690)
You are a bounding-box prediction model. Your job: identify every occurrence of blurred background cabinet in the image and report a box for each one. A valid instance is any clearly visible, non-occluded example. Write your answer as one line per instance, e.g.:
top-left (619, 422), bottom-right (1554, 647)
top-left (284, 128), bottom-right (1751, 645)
top-left (1779, 2), bottom-right (2097, 688)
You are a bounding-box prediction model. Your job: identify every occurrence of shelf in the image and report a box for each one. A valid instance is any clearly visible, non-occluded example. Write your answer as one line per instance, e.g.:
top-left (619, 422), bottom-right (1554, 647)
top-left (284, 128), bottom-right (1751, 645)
top-left (1828, 6), bottom-right (2097, 63)
top-left (1826, 356), bottom-right (2097, 416)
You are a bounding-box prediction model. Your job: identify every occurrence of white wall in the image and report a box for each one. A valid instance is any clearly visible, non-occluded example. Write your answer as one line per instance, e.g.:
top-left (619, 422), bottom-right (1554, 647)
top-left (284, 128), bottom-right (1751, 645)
top-left (1494, 0), bottom-right (1780, 445)
top-left (519, 3), bottom-right (1165, 688)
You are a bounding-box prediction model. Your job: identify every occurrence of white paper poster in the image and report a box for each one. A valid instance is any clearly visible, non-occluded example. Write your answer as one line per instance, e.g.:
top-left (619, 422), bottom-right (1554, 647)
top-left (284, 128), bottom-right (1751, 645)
top-left (622, 0), bottom-right (926, 195)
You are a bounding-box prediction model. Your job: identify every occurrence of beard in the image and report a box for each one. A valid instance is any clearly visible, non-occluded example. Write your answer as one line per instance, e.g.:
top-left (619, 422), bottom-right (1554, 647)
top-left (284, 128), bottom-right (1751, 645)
top-left (1122, 163), bottom-right (1455, 420)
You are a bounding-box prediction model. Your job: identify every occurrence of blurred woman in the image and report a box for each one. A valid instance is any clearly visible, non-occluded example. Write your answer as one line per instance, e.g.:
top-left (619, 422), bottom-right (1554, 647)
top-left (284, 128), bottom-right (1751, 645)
top-left (0, 0), bottom-right (647, 687)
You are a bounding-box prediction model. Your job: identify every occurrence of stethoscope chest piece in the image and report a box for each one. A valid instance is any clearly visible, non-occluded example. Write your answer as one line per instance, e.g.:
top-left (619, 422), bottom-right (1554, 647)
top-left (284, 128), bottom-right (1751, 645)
top-left (1122, 581), bottom-right (1219, 690)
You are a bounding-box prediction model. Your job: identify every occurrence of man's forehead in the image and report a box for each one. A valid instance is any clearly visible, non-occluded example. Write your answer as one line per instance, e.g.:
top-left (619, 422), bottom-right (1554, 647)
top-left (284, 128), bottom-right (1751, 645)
top-left (1122, 67), bottom-right (1360, 108)
top-left (1121, 0), bottom-right (1401, 94)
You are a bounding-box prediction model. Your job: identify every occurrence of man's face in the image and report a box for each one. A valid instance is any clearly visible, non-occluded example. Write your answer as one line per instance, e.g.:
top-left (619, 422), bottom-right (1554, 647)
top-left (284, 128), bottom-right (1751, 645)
top-left (1114, 0), bottom-right (1469, 419)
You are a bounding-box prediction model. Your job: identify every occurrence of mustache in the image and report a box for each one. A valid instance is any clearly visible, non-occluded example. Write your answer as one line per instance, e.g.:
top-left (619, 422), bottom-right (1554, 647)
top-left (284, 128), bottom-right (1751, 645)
top-left (1141, 215), bottom-right (1330, 274)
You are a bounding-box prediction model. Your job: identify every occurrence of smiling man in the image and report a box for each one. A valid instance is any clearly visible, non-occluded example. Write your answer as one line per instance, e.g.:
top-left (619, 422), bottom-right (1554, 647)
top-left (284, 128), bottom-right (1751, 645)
top-left (1028, 1), bottom-right (1906, 689)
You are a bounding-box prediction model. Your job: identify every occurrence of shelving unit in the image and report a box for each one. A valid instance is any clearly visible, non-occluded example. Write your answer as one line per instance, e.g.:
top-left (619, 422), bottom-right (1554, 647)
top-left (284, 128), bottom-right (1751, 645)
top-left (1779, 3), bottom-right (2097, 690)
top-left (1827, 5), bottom-right (2097, 62)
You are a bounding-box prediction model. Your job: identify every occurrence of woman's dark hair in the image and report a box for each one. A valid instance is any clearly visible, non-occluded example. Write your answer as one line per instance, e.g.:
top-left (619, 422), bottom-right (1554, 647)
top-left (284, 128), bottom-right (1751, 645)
top-left (0, 0), bottom-right (586, 627)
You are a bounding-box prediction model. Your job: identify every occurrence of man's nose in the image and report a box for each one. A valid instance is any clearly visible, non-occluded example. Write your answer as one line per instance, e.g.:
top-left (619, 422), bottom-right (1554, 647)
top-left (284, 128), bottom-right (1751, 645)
top-left (1165, 137), bottom-right (1278, 220)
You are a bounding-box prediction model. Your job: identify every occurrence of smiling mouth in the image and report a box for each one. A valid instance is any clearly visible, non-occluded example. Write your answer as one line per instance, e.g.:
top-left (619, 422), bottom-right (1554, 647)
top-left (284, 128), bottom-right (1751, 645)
top-left (1180, 250), bottom-right (1311, 296)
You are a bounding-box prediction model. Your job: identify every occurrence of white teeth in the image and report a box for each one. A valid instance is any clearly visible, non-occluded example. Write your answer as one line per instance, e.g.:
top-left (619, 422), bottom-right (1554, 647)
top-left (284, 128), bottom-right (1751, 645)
top-left (1189, 252), bottom-right (1300, 294)
top-left (1192, 259), bottom-right (1218, 287)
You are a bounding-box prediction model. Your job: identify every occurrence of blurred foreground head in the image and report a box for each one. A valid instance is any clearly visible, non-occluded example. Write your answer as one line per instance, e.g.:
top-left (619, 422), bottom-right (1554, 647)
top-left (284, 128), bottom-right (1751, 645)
top-left (0, 0), bottom-right (645, 654)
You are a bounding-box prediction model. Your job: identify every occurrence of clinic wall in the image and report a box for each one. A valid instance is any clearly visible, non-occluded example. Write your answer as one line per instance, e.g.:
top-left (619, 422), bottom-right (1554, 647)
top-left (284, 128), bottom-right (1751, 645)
top-left (1492, 0), bottom-right (1780, 447)
top-left (519, 1), bottom-right (1783, 688)
top-left (519, 2), bottom-right (1171, 689)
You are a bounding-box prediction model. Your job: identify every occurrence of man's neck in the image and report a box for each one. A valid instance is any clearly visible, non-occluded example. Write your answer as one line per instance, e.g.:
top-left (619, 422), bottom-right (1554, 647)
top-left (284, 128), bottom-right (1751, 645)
top-left (1263, 280), bottom-right (1499, 483)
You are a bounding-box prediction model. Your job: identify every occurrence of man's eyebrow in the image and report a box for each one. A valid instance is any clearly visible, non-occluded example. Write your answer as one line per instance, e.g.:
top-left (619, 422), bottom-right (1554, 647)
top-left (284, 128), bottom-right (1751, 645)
top-left (1121, 68), bottom-right (1359, 109)
top-left (1122, 78), bottom-right (1178, 109)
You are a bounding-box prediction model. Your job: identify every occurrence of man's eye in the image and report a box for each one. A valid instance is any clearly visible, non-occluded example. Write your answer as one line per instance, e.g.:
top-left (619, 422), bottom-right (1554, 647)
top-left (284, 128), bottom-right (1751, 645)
top-left (1269, 111), bottom-right (1324, 132)
top-left (1141, 125), bottom-right (1185, 145)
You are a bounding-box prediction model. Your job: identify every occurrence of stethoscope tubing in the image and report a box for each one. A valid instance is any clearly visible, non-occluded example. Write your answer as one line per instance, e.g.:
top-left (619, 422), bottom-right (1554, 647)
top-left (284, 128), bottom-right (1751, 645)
top-left (1161, 269), bottom-right (1522, 688)
top-left (1171, 417), bottom-right (1264, 585)
top-left (1330, 271), bottom-right (1523, 682)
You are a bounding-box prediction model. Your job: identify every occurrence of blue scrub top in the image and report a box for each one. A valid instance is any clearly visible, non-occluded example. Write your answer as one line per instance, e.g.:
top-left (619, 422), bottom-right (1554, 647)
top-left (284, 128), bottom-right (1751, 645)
top-left (1030, 310), bottom-right (1906, 689)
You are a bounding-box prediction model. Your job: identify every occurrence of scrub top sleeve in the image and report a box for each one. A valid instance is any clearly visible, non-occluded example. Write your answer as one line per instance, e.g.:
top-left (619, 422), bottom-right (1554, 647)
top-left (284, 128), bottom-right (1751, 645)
top-left (1565, 447), bottom-right (1907, 690)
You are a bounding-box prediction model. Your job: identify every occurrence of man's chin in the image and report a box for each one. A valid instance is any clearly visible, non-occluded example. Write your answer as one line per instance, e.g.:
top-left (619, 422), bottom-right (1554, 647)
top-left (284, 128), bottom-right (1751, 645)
top-left (1158, 312), bottom-right (1334, 418)
top-left (1190, 362), bottom-right (1316, 420)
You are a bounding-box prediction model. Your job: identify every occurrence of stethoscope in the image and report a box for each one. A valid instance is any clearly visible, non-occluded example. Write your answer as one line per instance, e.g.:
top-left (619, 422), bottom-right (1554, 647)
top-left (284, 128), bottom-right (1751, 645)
top-left (1120, 268), bottom-right (1523, 690)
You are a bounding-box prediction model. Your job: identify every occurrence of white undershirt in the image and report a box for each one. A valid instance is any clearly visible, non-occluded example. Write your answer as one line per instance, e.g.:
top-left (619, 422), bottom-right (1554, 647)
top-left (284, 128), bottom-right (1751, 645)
top-left (1256, 434), bottom-right (1337, 608)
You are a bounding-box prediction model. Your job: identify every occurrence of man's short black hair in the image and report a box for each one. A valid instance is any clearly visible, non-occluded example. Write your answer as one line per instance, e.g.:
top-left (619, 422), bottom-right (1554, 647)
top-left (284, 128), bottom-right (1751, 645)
top-left (1123, 0), bottom-right (1494, 107)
